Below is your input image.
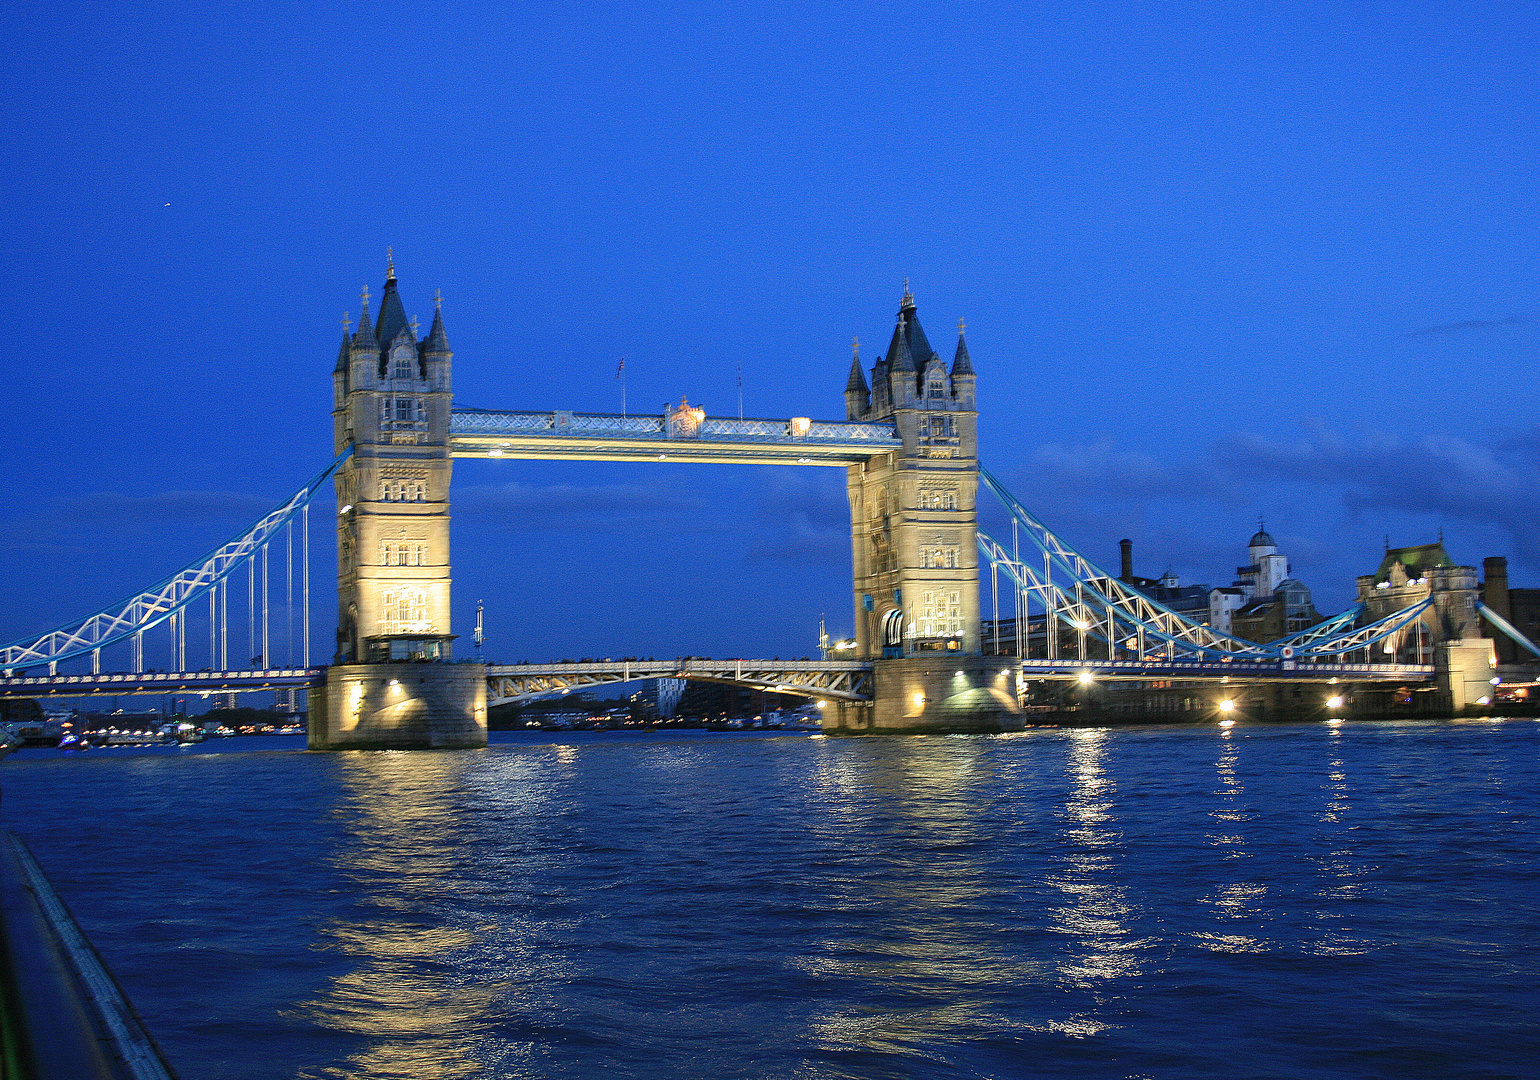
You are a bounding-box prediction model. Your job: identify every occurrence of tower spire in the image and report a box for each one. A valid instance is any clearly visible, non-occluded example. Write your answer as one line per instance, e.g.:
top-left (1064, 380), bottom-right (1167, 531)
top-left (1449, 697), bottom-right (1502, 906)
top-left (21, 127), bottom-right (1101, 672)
top-left (423, 289), bottom-right (450, 354)
top-left (845, 336), bottom-right (869, 394)
top-left (354, 286), bottom-right (375, 344)
top-left (375, 259), bottom-right (410, 349)
top-left (951, 317), bottom-right (974, 377)
top-left (386, 247), bottom-right (396, 281)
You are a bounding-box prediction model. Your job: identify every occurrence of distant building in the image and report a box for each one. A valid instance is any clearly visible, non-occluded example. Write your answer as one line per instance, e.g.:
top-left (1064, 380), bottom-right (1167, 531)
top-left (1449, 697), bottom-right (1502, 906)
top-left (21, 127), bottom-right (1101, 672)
top-left (1355, 540), bottom-right (1481, 663)
top-left (631, 678), bottom-right (686, 719)
top-left (1209, 526), bottom-right (1322, 641)
top-left (1480, 556), bottom-right (1540, 664)
top-left (1116, 539), bottom-right (1213, 623)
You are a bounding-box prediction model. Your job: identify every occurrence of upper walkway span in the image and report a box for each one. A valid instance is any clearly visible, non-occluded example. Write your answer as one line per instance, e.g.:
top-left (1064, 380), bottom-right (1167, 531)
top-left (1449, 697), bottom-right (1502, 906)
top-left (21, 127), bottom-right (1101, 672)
top-left (449, 409), bottom-right (901, 466)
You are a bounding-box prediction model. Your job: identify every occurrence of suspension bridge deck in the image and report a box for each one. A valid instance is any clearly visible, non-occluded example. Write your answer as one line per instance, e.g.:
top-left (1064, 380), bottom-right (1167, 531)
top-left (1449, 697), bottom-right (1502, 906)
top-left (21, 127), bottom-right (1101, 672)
top-left (0, 669), bottom-right (322, 698)
top-left (0, 657), bottom-right (1436, 703)
top-left (1014, 659), bottom-right (1436, 682)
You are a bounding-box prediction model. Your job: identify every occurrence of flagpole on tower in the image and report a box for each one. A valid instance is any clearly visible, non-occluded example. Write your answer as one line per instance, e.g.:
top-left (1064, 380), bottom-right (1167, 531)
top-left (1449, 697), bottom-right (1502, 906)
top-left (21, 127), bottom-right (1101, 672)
top-left (617, 356), bottom-right (627, 418)
top-left (737, 363), bottom-right (743, 421)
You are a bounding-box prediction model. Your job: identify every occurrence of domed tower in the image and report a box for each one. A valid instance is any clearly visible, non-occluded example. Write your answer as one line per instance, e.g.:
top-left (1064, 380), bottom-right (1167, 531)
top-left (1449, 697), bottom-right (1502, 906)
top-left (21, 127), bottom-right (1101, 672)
top-left (1245, 521), bottom-right (1289, 599)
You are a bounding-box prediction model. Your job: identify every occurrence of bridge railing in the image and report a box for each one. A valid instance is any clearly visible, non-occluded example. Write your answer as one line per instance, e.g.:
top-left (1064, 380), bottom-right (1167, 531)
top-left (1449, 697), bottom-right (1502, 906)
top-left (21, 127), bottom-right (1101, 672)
top-left (450, 409), bottom-right (900, 446)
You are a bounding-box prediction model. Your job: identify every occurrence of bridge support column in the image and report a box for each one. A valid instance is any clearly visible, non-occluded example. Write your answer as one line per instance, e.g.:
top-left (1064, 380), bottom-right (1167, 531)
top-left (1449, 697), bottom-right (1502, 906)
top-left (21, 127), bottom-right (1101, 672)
top-left (826, 656), bottom-right (1021, 734)
top-left (308, 662), bottom-right (487, 750)
top-left (1434, 639), bottom-right (1497, 714)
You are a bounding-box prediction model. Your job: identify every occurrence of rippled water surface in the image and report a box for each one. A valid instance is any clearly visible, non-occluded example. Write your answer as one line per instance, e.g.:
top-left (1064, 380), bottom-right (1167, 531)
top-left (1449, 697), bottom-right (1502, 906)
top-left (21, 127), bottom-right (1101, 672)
top-left (4, 721), bottom-right (1538, 1079)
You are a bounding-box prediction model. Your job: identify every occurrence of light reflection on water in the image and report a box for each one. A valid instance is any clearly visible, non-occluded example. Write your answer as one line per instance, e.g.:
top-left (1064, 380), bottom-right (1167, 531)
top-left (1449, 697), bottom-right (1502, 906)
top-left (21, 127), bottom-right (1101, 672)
top-left (3, 724), bottom-right (1537, 1080)
top-left (1048, 729), bottom-right (1144, 987)
top-left (292, 753), bottom-right (500, 1080)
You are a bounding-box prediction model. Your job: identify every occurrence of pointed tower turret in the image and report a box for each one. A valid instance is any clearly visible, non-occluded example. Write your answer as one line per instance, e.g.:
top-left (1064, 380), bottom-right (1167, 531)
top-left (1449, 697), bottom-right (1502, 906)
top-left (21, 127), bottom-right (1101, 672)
top-left (845, 337), bottom-right (870, 420)
top-left (950, 318), bottom-right (975, 408)
top-left (374, 252), bottom-right (410, 370)
top-left (421, 290), bottom-right (452, 391)
top-left (333, 314), bottom-right (352, 407)
top-left (350, 288), bottom-right (379, 391)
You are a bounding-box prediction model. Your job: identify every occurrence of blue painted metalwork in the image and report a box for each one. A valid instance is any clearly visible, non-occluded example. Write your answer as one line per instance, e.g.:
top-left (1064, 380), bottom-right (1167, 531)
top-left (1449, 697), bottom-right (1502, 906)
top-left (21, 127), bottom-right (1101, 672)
top-left (0, 449), bottom-right (351, 673)
top-left (978, 464), bottom-right (1437, 663)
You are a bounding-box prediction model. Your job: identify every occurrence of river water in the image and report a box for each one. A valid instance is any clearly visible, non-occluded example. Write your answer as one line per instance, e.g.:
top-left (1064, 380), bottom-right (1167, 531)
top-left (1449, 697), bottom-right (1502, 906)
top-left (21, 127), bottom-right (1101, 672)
top-left (2, 721), bottom-right (1537, 1080)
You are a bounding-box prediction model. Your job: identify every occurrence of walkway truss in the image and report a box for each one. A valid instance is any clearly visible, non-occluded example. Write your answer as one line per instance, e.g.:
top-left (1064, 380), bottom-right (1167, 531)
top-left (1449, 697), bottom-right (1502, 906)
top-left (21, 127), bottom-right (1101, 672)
top-left (0, 451), bottom-right (351, 675)
top-left (976, 465), bottom-right (1438, 672)
top-left (486, 659), bottom-right (873, 704)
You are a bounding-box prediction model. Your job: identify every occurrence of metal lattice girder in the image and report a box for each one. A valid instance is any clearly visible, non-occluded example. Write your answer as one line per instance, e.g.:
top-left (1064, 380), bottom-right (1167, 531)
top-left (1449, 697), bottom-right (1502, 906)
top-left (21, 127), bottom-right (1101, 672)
top-left (485, 658), bottom-right (873, 703)
top-left (977, 527), bottom-right (1269, 659)
top-left (0, 669), bottom-right (321, 698)
top-left (979, 527), bottom-right (1435, 662)
top-left (0, 450), bottom-right (351, 672)
top-left (979, 465), bottom-right (1441, 662)
top-left (448, 409), bottom-right (901, 465)
top-left (1266, 605), bottom-right (1364, 648)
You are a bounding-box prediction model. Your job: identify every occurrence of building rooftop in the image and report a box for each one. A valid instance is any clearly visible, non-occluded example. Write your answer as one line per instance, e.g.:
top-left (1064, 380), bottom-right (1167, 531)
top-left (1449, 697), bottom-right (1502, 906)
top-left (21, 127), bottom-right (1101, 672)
top-left (1375, 542), bottom-right (1454, 582)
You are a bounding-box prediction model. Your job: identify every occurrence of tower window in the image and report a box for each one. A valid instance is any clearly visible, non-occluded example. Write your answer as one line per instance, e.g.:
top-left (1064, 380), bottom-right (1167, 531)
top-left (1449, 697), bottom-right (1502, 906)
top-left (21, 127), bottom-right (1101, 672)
top-left (393, 352), bottom-right (416, 379)
top-left (379, 587), bottom-right (430, 633)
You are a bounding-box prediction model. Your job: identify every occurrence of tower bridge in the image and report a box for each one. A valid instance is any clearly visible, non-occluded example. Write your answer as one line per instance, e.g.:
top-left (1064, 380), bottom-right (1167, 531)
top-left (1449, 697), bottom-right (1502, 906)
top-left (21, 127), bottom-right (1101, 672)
top-left (4, 259), bottom-right (1536, 747)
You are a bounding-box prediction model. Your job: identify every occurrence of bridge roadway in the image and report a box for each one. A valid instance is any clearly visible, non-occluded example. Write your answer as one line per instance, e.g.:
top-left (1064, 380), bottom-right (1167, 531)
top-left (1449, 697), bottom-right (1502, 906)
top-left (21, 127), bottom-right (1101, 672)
top-left (484, 659), bottom-right (875, 702)
top-left (0, 657), bottom-right (1439, 703)
top-left (0, 669), bottom-right (321, 698)
top-left (1018, 659), bottom-right (1437, 682)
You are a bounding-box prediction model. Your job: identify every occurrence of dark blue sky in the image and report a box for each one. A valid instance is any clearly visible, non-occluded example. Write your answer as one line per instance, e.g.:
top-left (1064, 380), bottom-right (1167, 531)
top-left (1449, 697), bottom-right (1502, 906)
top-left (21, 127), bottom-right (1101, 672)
top-left (1, 0), bottom-right (1534, 666)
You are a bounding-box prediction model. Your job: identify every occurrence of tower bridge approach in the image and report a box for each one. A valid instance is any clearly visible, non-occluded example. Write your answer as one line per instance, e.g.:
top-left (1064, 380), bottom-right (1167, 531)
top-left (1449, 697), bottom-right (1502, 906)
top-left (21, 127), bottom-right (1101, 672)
top-left (4, 263), bottom-right (1529, 748)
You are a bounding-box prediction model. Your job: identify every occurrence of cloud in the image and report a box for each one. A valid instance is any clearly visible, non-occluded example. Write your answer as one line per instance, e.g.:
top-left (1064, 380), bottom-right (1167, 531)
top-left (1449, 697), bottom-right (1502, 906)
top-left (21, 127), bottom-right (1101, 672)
top-left (1403, 316), bottom-right (1530, 337)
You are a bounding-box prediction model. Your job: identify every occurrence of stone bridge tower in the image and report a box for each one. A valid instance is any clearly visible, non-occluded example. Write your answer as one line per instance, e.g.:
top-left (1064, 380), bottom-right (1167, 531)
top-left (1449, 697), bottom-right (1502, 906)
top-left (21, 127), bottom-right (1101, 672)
top-left (310, 258), bottom-right (485, 750)
top-left (1356, 542), bottom-right (1496, 712)
top-left (832, 286), bottom-right (1019, 733)
top-left (330, 260), bottom-right (455, 665)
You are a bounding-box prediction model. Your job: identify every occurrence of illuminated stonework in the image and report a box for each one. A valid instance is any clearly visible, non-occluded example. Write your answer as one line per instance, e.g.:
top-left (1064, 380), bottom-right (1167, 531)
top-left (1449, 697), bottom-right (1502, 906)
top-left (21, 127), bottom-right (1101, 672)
top-left (331, 269), bottom-right (454, 663)
top-left (844, 289), bottom-right (980, 657)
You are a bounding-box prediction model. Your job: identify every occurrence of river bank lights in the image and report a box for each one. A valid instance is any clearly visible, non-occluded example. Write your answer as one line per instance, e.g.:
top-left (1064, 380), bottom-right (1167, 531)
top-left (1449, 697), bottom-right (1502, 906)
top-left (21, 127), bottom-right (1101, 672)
top-left (1078, 671), bottom-right (1094, 685)
top-left (1218, 699), bottom-right (1235, 713)
top-left (1326, 695), bottom-right (1344, 709)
